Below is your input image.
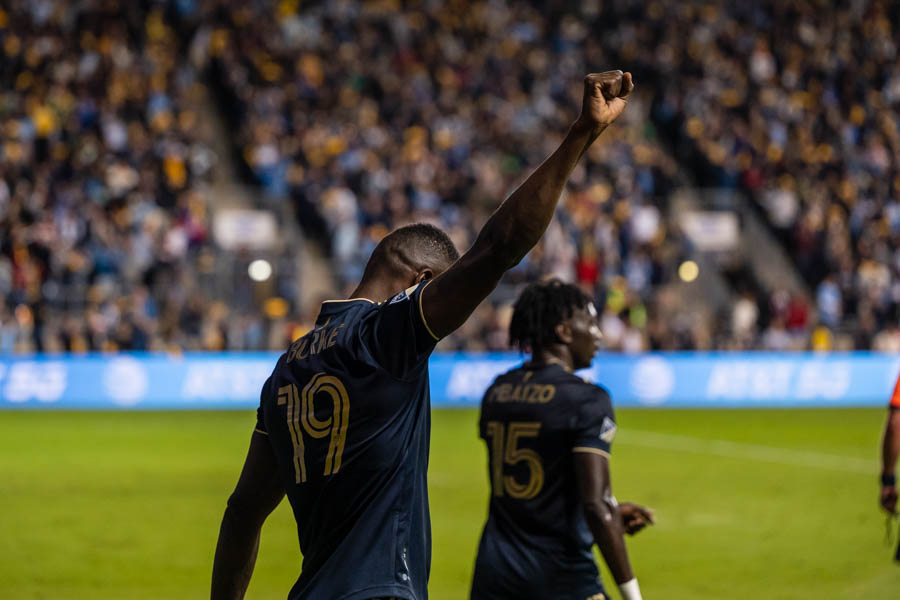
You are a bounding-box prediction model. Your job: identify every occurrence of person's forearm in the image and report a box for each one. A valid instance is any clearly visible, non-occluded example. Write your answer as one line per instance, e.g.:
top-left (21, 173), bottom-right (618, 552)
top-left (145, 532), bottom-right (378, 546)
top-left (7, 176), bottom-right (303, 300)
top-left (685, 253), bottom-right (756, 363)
top-left (882, 408), bottom-right (900, 477)
top-left (210, 507), bottom-right (262, 600)
top-left (586, 502), bottom-right (634, 584)
top-left (474, 119), bottom-right (603, 269)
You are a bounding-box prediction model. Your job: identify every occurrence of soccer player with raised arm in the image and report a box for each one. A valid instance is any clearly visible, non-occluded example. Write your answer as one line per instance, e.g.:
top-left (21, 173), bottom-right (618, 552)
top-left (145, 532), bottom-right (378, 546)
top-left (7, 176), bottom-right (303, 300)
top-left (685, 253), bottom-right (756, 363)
top-left (210, 70), bottom-right (634, 600)
top-left (879, 374), bottom-right (900, 514)
top-left (471, 280), bottom-right (653, 600)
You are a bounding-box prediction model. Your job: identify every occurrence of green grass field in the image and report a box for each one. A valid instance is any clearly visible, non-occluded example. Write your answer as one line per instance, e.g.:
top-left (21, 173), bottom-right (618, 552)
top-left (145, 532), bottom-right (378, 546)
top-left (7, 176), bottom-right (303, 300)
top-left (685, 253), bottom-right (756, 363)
top-left (1, 408), bottom-right (897, 599)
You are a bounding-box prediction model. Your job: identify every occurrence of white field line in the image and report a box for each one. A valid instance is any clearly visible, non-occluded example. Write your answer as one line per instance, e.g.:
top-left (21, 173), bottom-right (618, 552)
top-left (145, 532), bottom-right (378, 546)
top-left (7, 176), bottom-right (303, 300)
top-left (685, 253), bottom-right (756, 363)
top-left (618, 429), bottom-right (875, 474)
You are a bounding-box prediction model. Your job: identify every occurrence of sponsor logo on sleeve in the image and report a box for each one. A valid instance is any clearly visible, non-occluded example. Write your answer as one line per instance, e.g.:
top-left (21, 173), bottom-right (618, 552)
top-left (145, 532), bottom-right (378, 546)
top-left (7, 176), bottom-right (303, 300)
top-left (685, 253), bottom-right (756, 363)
top-left (599, 416), bottom-right (617, 443)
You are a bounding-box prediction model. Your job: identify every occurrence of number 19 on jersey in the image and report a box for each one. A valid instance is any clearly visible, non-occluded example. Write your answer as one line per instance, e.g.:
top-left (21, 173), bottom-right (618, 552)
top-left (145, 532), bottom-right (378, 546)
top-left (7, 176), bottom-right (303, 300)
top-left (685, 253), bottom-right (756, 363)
top-left (278, 373), bottom-right (350, 483)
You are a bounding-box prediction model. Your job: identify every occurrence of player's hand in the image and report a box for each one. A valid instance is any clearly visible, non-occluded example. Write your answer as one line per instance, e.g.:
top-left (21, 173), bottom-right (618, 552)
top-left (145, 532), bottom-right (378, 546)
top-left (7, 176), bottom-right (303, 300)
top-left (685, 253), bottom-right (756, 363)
top-left (881, 485), bottom-right (898, 514)
top-left (619, 501), bottom-right (654, 535)
top-left (576, 71), bottom-right (634, 134)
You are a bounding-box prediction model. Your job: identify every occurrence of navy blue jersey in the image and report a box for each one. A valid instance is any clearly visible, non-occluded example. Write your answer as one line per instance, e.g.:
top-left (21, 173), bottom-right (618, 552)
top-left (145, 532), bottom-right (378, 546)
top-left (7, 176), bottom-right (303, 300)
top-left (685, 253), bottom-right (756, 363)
top-left (470, 364), bottom-right (616, 600)
top-left (256, 282), bottom-right (439, 600)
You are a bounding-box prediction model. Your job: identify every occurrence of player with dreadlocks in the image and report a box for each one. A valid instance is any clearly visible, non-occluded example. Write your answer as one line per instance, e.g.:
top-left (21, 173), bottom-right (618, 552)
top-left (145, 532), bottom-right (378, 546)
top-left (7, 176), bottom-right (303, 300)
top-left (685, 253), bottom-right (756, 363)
top-left (470, 279), bottom-right (653, 600)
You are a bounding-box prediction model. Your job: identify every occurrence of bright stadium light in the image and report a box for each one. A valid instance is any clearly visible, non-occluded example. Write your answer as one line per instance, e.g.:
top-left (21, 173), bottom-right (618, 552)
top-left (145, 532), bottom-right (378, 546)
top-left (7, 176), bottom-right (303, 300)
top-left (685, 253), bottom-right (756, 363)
top-left (248, 259), bottom-right (272, 282)
top-left (678, 260), bottom-right (699, 283)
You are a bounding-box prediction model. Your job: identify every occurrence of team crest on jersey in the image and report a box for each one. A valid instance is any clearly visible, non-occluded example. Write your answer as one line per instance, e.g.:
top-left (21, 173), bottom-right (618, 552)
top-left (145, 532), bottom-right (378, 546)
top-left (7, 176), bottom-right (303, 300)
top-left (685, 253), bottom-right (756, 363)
top-left (599, 416), bottom-right (617, 443)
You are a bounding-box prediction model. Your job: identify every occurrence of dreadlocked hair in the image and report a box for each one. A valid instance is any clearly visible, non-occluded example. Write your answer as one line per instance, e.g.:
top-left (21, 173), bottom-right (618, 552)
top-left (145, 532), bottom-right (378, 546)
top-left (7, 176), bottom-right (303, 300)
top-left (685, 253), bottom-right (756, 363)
top-left (509, 279), bottom-right (592, 353)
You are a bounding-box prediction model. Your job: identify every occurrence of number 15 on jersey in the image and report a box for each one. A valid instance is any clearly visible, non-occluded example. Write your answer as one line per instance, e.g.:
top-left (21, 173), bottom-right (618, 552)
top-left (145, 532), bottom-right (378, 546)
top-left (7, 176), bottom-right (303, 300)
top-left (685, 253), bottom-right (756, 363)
top-left (485, 421), bottom-right (544, 500)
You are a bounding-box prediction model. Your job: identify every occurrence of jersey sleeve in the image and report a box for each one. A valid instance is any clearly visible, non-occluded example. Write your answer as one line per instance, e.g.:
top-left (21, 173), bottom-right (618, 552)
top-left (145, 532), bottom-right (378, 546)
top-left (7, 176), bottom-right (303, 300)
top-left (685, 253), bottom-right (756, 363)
top-left (891, 373), bottom-right (900, 408)
top-left (571, 386), bottom-right (616, 457)
top-left (358, 280), bottom-right (440, 378)
top-left (254, 375), bottom-right (271, 435)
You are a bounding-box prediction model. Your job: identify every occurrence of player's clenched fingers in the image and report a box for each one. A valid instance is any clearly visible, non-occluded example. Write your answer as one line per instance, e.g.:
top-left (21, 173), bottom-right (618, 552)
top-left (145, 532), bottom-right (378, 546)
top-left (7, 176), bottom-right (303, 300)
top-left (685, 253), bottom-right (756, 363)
top-left (624, 519), bottom-right (647, 535)
top-left (600, 72), bottom-right (622, 99)
top-left (586, 71), bottom-right (633, 100)
top-left (620, 72), bottom-right (634, 97)
top-left (622, 502), bottom-right (655, 524)
top-left (585, 71), bottom-right (624, 99)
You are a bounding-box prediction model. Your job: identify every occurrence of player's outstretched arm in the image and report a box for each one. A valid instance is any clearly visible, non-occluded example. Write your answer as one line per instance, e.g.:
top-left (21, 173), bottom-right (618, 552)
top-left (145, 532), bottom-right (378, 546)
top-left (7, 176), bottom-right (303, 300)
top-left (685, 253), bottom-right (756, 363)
top-left (575, 452), bottom-right (643, 600)
top-left (211, 431), bottom-right (285, 600)
top-left (880, 406), bottom-right (900, 514)
top-left (421, 71), bottom-right (633, 338)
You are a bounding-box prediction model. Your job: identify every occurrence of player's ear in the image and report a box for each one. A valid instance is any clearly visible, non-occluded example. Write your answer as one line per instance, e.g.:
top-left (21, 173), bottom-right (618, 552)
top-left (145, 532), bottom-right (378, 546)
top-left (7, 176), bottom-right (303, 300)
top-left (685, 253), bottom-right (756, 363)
top-left (555, 321), bottom-right (574, 344)
top-left (415, 269), bottom-right (434, 285)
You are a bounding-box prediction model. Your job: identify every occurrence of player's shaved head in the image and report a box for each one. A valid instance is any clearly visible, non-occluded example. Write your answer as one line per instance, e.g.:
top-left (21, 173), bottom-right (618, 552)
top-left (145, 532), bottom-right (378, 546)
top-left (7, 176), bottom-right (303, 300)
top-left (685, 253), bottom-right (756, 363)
top-left (509, 279), bottom-right (592, 353)
top-left (360, 223), bottom-right (460, 286)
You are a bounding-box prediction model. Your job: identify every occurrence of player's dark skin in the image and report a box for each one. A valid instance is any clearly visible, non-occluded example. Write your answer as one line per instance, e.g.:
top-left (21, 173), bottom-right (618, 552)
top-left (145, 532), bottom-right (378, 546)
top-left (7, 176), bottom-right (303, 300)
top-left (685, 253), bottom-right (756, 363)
top-left (880, 406), bottom-right (900, 513)
top-left (527, 305), bottom-right (654, 585)
top-left (211, 71), bottom-right (633, 600)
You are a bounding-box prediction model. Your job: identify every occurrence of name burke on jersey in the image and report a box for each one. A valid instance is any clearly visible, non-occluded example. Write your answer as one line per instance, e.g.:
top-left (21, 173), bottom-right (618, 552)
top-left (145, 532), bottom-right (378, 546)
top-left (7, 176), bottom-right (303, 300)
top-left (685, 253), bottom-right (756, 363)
top-left (286, 320), bottom-right (345, 362)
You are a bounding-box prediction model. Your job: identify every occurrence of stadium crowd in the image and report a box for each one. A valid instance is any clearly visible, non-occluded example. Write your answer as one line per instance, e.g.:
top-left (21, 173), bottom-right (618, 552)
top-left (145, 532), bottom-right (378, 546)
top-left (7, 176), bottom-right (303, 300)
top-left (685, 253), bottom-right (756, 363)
top-left (637, 0), bottom-right (900, 350)
top-left (2, 0), bottom-right (900, 353)
top-left (194, 0), bottom-right (704, 352)
top-left (0, 1), bottom-right (279, 353)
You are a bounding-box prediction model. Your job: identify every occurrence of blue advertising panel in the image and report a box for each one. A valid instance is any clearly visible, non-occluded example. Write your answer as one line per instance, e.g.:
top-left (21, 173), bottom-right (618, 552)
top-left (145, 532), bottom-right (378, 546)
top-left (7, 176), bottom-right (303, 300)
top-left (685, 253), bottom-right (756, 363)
top-left (431, 353), bottom-right (900, 408)
top-left (0, 352), bottom-right (898, 410)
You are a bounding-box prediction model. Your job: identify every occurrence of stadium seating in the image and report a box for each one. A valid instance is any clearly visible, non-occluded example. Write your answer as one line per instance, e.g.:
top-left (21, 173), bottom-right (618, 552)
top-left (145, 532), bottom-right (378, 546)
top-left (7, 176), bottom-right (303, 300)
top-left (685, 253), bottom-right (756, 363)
top-left (191, 0), bottom-right (697, 351)
top-left (0, 2), bottom-right (222, 352)
top-left (3, 0), bottom-right (899, 352)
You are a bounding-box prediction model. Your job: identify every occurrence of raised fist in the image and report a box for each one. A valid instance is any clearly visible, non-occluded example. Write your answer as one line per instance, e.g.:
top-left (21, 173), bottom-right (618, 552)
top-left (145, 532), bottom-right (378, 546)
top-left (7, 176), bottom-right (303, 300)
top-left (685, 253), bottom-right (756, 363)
top-left (578, 71), bottom-right (634, 133)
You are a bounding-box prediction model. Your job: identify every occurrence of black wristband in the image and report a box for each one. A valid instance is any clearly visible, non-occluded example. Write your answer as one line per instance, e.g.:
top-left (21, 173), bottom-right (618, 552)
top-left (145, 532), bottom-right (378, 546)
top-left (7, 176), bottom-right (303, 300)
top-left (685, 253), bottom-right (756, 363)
top-left (882, 473), bottom-right (897, 487)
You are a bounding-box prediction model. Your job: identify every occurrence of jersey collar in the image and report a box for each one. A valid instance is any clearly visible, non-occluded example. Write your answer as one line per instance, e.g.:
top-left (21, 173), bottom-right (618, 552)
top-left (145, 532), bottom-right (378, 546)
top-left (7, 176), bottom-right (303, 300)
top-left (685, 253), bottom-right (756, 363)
top-left (317, 297), bottom-right (377, 318)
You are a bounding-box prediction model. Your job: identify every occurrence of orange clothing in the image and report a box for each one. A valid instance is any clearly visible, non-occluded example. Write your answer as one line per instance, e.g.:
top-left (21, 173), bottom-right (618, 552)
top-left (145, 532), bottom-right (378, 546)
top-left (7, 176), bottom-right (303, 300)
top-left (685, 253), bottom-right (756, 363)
top-left (891, 373), bottom-right (900, 407)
